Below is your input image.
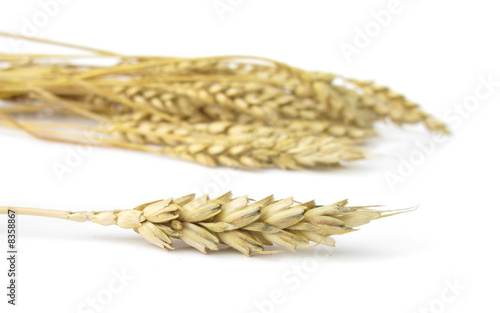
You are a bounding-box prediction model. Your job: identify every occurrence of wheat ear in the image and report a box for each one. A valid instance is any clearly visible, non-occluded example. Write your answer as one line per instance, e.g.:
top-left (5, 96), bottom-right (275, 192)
top-left (0, 192), bottom-right (412, 256)
top-left (0, 32), bottom-right (449, 170)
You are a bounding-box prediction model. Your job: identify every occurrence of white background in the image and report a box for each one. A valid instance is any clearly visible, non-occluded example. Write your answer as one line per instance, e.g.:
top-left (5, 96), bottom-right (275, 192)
top-left (1, 1), bottom-right (499, 312)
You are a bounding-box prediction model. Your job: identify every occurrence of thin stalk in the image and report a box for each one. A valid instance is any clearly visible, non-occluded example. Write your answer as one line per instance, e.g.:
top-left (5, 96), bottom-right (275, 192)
top-left (0, 120), bottom-right (96, 131)
top-left (0, 206), bottom-right (71, 220)
top-left (0, 105), bottom-right (45, 113)
top-left (0, 31), bottom-right (117, 56)
top-left (30, 86), bottom-right (109, 122)
top-left (0, 116), bottom-right (162, 154)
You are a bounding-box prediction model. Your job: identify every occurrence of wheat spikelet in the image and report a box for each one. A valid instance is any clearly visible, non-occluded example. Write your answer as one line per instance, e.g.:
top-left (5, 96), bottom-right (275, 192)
top-left (0, 192), bottom-right (412, 256)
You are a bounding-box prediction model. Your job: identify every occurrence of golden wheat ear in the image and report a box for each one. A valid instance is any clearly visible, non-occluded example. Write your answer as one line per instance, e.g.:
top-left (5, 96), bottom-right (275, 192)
top-left (0, 32), bottom-right (448, 170)
top-left (0, 192), bottom-right (414, 256)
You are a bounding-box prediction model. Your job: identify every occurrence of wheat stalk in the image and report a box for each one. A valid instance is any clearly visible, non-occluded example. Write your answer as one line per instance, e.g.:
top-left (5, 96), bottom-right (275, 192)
top-left (0, 192), bottom-right (412, 256)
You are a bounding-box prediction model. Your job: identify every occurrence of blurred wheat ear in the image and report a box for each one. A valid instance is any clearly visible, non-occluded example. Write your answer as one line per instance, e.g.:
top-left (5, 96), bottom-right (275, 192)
top-left (0, 32), bottom-right (448, 170)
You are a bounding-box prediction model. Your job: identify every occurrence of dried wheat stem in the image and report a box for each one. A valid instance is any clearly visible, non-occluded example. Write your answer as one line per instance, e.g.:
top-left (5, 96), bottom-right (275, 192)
top-left (0, 31), bottom-right (117, 56)
top-left (0, 206), bottom-right (71, 219)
